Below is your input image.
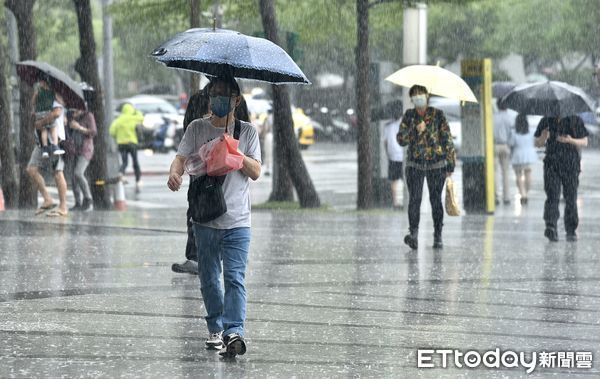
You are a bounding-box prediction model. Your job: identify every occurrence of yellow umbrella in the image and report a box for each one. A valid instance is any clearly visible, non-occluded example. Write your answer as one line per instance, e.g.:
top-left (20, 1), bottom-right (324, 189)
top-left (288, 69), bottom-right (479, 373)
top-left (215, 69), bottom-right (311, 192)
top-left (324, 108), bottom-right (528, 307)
top-left (385, 64), bottom-right (478, 103)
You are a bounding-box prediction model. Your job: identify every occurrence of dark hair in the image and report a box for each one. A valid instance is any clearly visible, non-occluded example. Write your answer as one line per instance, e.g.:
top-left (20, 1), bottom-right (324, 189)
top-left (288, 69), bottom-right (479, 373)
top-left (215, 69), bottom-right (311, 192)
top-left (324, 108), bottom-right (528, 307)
top-left (235, 95), bottom-right (250, 122)
top-left (497, 99), bottom-right (507, 111)
top-left (183, 86), bottom-right (210, 131)
top-left (409, 85), bottom-right (428, 97)
top-left (515, 113), bottom-right (529, 135)
top-left (37, 72), bottom-right (51, 83)
top-left (207, 76), bottom-right (241, 96)
top-left (183, 85), bottom-right (250, 132)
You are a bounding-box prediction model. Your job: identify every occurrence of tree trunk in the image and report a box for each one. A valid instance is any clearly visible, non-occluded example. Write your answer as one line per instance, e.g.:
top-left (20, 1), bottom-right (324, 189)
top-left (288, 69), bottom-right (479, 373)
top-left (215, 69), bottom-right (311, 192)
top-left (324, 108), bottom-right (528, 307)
top-left (356, 0), bottom-right (373, 209)
top-left (73, 0), bottom-right (111, 209)
top-left (0, 34), bottom-right (18, 208)
top-left (5, 0), bottom-right (37, 208)
top-left (259, 0), bottom-right (320, 207)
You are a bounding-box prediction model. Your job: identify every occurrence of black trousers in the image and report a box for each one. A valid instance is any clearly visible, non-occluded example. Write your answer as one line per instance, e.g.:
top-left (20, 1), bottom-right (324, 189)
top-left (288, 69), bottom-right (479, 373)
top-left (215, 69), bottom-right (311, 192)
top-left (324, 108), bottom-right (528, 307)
top-left (185, 206), bottom-right (197, 261)
top-left (406, 167), bottom-right (446, 233)
top-left (118, 143), bottom-right (141, 182)
top-left (543, 162), bottom-right (579, 234)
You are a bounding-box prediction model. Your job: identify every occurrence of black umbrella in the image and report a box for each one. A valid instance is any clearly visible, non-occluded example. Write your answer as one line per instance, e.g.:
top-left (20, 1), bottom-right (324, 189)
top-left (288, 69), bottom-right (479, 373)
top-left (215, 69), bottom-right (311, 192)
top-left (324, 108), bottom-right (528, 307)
top-left (151, 28), bottom-right (310, 85)
top-left (16, 60), bottom-right (86, 110)
top-left (492, 81), bottom-right (516, 98)
top-left (499, 81), bottom-right (595, 117)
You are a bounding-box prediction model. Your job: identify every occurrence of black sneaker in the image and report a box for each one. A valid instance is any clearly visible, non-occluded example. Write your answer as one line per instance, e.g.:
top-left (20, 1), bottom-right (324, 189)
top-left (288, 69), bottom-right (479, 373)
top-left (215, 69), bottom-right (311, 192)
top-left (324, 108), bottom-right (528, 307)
top-left (69, 203), bottom-right (82, 211)
top-left (51, 144), bottom-right (65, 155)
top-left (566, 232), bottom-right (578, 242)
top-left (404, 234), bottom-right (418, 250)
top-left (171, 260), bottom-right (198, 275)
top-left (41, 146), bottom-right (50, 158)
top-left (80, 198), bottom-right (93, 212)
top-left (219, 333), bottom-right (246, 358)
top-left (544, 227), bottom-right (559, 242)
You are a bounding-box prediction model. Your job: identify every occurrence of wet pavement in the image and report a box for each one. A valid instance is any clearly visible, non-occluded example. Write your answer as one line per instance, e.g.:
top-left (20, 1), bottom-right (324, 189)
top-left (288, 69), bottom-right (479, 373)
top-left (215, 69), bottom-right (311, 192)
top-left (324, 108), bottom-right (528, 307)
top-left (1, 144), bottom-right (600, 377)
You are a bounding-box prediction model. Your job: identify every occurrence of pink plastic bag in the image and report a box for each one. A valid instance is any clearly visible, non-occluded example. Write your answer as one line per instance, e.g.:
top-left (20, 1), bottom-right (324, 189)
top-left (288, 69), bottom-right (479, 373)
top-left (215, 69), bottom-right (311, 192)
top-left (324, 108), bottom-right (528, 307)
top-left (205, 133), bottom-right (244, 176)
top-left (184, 138), bottom-right (220, 176)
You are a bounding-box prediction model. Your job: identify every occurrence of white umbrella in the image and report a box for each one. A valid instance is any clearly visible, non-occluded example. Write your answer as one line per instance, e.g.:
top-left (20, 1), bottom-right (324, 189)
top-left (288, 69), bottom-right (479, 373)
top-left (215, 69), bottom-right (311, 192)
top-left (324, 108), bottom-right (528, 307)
top-left (385, 64), bottom-right (478, 103)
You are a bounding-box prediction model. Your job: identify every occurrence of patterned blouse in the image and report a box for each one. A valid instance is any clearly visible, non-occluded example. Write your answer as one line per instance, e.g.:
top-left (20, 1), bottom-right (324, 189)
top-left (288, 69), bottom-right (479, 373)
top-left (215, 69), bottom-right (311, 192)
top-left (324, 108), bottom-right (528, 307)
top-left (396, 107), bottom-right (456, 172)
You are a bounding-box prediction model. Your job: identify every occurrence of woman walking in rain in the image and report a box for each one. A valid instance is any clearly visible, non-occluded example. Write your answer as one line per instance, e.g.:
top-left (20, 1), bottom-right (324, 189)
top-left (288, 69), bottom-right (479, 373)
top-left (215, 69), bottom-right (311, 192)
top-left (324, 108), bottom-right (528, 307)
top-left (510, 114), bottom-right (537, 205)
top-left (167, 77), bottom-right (261, 358)
top-left (534, 115), bottom-right (588, 242)
top-left (396, 85), bottom-right (456, 249)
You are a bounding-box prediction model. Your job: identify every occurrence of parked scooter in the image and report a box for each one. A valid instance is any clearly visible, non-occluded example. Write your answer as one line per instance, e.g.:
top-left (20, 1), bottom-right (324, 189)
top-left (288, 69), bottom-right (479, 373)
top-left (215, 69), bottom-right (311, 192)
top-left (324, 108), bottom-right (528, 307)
top-left (152, 116), bottom-right (179, 153)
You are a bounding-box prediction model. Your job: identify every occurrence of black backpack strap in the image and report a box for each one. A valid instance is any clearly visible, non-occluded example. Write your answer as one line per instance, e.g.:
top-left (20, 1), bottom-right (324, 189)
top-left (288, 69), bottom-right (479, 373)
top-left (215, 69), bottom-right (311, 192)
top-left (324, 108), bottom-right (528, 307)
top-left (234, 119), bottom-right (241, 140)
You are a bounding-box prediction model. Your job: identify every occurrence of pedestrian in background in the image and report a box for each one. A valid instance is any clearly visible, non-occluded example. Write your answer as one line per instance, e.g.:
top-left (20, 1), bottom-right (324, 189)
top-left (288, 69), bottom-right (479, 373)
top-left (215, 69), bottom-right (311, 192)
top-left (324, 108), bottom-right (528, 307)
top-left (535, 115), bottom-right (588, 242)
top-left (110, 103), bottom-right (144, 193)
top-left (510, 113), bottom-right (537, 205)
top-left (67, 109), bottom-right (97, 211)
top-left (397, 85), bottom-right (456, 250)
top-left (494, 100), bottom-right (515, 205)
top-left (383, 106), bottom-right (404, 209)
top-left (27, 95), bottom-right (69, 217)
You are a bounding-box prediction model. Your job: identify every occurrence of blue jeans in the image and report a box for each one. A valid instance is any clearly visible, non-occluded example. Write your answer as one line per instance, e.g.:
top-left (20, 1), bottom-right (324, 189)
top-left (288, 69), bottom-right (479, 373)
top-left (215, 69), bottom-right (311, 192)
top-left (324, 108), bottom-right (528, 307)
top-left (193, 225), bottom-right (250, 337)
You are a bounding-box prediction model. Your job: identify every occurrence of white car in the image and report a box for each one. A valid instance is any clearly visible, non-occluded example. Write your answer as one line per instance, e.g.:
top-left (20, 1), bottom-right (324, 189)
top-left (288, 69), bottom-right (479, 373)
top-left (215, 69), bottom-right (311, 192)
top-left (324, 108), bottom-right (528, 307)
top-left (115, 95), bottom-right (184, 150)
top-left (428, 97), bottom-right (462, 152)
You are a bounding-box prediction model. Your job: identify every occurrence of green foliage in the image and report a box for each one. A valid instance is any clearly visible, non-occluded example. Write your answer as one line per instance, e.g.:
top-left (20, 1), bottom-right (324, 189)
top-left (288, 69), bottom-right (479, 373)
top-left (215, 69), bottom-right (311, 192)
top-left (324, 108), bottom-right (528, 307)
top-left (428, 0), bottom-right (504, 64)
top-left (33, 0), bottom-right (103, 81)
top-left (20, 0), bottom-right (599, 99)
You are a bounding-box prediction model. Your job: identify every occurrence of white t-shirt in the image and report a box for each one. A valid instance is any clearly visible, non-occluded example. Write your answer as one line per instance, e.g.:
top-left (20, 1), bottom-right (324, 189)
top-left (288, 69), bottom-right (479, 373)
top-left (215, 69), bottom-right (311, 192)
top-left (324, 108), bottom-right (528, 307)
top-left (53, 101), bottom-right (66, 142)
top-left (383, 119), bottom-right (404, 162)
top-left (177, 117), bottom-right (261, 229)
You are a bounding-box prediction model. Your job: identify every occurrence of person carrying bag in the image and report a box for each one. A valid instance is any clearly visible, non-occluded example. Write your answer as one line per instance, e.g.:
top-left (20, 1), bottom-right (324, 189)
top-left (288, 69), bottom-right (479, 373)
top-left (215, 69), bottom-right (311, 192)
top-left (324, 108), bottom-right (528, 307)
top-left (167, 76), bottom-right (261, 358)
top-left (187, 120), bottom-right (242, 223)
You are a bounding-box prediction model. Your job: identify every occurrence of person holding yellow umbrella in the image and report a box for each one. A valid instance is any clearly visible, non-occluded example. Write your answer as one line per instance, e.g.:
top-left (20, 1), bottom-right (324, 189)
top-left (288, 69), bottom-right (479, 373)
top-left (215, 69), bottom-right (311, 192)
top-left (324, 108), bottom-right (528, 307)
top-left (396, 85), bottom-right (456, 249)
top-left (386, 64), bottom-right (477, 250)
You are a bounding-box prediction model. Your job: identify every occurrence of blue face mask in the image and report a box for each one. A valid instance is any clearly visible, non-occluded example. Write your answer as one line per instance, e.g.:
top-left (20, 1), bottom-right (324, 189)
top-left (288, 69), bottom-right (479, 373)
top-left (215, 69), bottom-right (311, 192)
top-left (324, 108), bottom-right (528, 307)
top-left (210, 96), bottom-right (233, 118)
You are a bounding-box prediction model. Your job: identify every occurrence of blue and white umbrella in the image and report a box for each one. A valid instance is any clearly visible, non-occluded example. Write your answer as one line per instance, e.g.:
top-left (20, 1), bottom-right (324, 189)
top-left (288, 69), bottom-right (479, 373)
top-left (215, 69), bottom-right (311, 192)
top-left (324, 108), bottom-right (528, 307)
top-left (151, 28), bottom-right (310, 85)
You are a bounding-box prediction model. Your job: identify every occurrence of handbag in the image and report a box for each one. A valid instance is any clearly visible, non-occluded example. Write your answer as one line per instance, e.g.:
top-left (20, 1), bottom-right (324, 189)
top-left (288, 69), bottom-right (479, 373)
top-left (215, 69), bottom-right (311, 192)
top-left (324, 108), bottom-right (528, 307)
top-left (445, 177), bottom-right (460, 216)
top-left (187, 120), bottom-right (241, 223)
top-left (188, 174), bottom-right (228, 223)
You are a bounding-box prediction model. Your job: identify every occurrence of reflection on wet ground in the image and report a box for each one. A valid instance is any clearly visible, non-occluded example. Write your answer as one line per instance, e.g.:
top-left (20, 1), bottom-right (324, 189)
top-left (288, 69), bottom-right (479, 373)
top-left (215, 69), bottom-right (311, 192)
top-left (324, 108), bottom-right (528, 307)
top-left (1, 202), bottom-right (600, 377)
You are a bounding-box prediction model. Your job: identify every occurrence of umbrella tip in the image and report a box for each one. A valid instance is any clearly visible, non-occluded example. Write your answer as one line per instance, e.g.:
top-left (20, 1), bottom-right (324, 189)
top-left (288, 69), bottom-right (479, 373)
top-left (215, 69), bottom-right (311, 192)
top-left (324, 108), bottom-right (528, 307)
top-left (212, 18), bottom-right (216, 31)
top-left (151, 47), bottom-right (167, 56)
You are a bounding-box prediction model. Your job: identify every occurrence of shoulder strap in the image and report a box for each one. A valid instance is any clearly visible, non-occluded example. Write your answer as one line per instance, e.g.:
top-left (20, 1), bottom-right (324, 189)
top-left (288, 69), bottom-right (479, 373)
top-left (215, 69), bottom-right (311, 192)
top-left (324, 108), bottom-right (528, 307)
top-left (234, 119), bottom-right (241, 140)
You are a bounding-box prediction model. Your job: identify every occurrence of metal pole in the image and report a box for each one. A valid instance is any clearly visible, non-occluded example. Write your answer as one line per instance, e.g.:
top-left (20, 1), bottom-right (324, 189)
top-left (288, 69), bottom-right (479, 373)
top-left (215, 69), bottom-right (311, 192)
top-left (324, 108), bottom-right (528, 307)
top-left (402, 2), bottom-right (427, 207)
top-left (102, 0), bottom-right (114, 126)
top-left (190, 0), bottom-right (201, 94)
top-left (6, 11), bottom-right (19, 148)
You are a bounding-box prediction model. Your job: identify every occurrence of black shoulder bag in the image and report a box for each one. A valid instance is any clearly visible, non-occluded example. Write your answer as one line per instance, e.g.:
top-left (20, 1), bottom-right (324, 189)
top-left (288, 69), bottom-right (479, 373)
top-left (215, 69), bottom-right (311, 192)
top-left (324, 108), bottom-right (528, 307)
top-left (187, 120), bottom-right (241, 223)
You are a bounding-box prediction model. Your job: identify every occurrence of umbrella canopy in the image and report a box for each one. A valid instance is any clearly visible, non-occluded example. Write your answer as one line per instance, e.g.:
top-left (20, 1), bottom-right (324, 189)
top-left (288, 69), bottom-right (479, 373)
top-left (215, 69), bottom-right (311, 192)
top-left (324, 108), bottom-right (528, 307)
top-left (151, 28), bottom-right (310, 85)
top-left (498, 81), bottom-right (595, 117)
top-left (16, 60), bottom-right (86, 110)
top-left (385, 64), bottom-right (478, 103)
top-left (492, 81), bottom-right (516, 98)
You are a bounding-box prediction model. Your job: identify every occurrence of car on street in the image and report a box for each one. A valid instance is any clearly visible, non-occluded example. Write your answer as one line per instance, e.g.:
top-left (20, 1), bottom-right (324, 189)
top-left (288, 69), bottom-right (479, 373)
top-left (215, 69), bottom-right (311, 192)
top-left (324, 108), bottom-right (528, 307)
top-left (244, 92), bottom-right (316, 149)
top-left (428, 97), bottom-right (462, 153)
